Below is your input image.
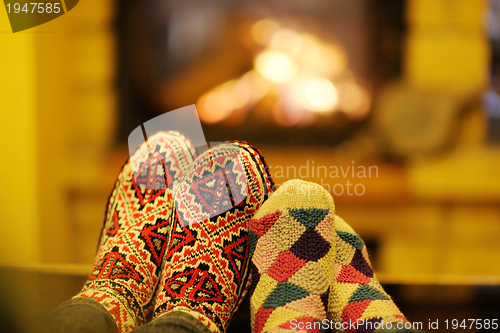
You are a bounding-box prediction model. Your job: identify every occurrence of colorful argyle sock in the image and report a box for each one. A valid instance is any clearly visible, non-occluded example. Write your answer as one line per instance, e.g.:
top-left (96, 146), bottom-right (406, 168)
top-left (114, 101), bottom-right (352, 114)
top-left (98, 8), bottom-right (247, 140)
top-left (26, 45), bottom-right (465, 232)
top-left (152, 141), bottom-right (274, 333)
top-left (248, 179), bottom-right (336, 333)
top-left (76, 131), bottom-right (197, 332)
top-left (329, 215), bottom-right (408, 332)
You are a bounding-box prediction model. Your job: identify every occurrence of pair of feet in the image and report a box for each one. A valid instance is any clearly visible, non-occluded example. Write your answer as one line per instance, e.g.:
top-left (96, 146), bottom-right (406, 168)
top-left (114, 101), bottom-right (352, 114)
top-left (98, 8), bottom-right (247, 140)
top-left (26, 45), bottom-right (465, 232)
top-left (77, 132), bottom-right (273, 332)
top-left (77, 131), bottom-right (408, 333)
top-left (248, 180), bottom-right (408, 332)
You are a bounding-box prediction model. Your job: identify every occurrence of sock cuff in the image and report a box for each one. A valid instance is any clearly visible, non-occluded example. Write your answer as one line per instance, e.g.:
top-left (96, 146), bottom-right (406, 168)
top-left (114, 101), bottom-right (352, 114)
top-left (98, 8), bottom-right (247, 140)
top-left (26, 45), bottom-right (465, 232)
top-left (156, 306), bottom-right (222, 333)
top-left (150, 310), bottom-right (213, 333)
top-left (76, 286), bottom-right (141, 332)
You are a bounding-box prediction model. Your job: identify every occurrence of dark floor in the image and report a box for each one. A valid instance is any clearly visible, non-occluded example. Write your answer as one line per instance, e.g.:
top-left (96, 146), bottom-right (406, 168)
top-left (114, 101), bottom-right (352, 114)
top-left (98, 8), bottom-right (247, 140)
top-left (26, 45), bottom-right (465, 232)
top-left (1, 267), bottom-right (499, 333)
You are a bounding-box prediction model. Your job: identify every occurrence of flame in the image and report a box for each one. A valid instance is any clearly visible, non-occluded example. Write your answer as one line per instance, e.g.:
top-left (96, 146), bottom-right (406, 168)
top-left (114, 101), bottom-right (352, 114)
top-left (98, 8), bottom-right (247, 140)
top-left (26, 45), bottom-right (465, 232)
top-left (197, 19), bottom-right (371, 124)
top-left (255, 51), bottom-right (297, 84)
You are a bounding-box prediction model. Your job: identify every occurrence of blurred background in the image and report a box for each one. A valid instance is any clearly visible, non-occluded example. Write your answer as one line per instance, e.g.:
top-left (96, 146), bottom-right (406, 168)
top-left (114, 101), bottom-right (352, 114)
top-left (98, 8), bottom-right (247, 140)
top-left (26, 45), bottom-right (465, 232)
top-left (1, 0), bottom-right (500, 332)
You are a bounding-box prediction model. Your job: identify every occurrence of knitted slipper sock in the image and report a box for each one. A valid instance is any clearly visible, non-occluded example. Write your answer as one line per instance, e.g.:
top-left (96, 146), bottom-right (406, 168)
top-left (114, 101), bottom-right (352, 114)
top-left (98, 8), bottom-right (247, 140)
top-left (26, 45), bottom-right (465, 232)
top-left (76, 131), bottom-right (197, 332)
top-left (248, 179), bottom-right (336, 333)
top-left (153, 141), bottom-right (274, 333)
top-left (329, 215), bottom-right (408, 332)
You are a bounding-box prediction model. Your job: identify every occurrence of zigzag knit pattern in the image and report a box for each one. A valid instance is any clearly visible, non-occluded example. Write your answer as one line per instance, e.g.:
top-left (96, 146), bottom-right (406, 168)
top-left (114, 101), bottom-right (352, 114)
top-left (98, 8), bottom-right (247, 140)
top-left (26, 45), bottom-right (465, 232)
top-left (329, 215), bottom-right (408, 332)
top-left (76, 131), bottom-right (197, 333)
top-left (153, 141), bottom-right (274, 333)
top-left (248, 180), bottom-right (336, 333)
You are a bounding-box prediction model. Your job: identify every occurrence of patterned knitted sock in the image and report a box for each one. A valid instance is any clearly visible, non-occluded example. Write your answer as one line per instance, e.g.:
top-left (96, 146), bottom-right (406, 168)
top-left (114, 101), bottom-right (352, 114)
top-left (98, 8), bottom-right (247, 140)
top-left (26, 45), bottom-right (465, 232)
top-left (248, 179), bottom-right (336, 333)
top-left (76, 131), bottom-right (197, 332)
top-left (152, 141), bottom-right (274, 333)
top-left (329, 215), bottom-right (408, 332)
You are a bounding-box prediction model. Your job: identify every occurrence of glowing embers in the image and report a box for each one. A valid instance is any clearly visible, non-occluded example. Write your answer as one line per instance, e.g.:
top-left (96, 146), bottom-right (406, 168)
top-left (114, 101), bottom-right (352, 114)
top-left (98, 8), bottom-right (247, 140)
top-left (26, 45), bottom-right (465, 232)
top-left (290, 77), bottom-right (339, 113)
top-left (255, 51), bottom-right (297, 84)
top-left (197, 71), bottom-right (271, 125)
top-left (197, 18), bottom-right (372, 126)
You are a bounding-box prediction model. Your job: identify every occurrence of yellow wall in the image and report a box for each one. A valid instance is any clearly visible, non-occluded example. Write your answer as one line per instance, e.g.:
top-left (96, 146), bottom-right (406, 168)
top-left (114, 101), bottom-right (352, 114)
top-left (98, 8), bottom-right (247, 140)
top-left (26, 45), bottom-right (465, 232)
top-left (0, 0), bottom-right (115, 266)
top-left (0, 10), bottom-right (40, 265)
top-left (406, 0), bottom-right (489, 90)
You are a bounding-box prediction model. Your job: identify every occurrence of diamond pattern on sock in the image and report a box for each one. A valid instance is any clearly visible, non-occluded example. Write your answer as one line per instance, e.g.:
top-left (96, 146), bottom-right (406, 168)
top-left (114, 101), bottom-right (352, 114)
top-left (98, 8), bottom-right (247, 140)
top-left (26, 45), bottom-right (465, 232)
top-left (337, 265), bottom-right (371, 285)
top-left (361, 300), bottom-right (401, 320)
top-left (266, 251), bottom-right (306, 283)
top-left (253, 235), bottom-right (280, 274)
top-left (250, 210), bottom-right (281, 237)
top-left (350, 250), bottom-right (374, 278)
top-left (286, 294), bottom-right (327, 320)
top-left (336, 230), bottom-right (364, 251)
top-left (349, 285), bottom-right (389, 303)
top-left (265, 210), bottom-right (306, 252)
top-left (288, 261), bottom-right (329, 295)
top-left (290, 229), bottom-right (331, 262)
top-left (335, 235), bottom-right (357, 266)
top-left (262, 282), bottom-right (309, 308)
top-left (289, 208), bottom-right (329, 230)
top-left (315, 214), bottom-right (334, 244)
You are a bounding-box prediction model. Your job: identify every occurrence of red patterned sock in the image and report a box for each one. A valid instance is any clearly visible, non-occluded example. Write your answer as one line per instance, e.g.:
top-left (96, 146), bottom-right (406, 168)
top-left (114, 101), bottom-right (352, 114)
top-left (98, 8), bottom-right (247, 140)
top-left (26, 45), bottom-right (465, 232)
top-left (76, 131), bottom-right (197, 332)
top-left (152, 141), bottom-right (274, 333)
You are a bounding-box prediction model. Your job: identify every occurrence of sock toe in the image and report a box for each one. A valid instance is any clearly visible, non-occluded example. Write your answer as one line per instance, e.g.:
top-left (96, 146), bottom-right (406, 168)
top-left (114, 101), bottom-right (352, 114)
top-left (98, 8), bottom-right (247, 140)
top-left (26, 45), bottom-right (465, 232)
top-left (331, 215), bottom-right (409, 332)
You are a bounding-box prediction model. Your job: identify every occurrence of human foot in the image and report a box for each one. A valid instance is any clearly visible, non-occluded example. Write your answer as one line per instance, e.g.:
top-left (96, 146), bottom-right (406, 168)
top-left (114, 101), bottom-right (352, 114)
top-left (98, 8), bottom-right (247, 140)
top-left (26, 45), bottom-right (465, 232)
top-left (152, 141), bottom-right (274, 333)
top-left (76, 131), bottom-right (197, 332)
top-left (248, 179), bottom-right (336, 333)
